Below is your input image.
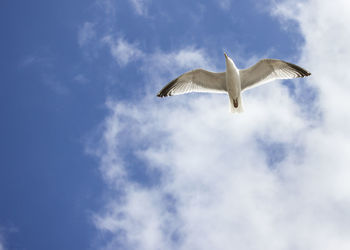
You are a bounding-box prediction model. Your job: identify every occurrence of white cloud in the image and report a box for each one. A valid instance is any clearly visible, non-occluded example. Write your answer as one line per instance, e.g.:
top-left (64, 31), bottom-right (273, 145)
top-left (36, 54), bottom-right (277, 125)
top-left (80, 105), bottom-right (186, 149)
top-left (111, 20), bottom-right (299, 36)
top-left (149, 48), bottom-right (214, 70)
top-left (92, 82), bottom-right (313, 250)
top-left (0, 230), bottom-right (5, 250)
top-left (41, 73), bottom-right (69, 95)
top-left (129, 0), bottom-right (150, 16)
top-left (20, 55), bottom-right (41, 66)
top-left (90, 0), bottom-right (350, 249)
top-left (102, 36), bottom-right (144, 66)
top-left (20, 53), bottom-right (69, 95)
top-left (0, 225), bottom-right (18, 250)
top-left (78, 22), bottom-right (96, 47)
top-left (73, 74), bottom-right (89, 84)
top-left (218, 0), bottom-right (233, 9)
top-left (96, 0), bottom-right (116, 17)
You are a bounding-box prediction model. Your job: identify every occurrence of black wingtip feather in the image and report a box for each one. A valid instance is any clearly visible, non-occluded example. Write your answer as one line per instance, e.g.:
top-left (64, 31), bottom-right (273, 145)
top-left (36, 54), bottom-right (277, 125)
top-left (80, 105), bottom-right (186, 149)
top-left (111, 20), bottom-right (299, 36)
top-left (286, 62), bottom-right (311, 77)
top-left (157, 77), bottom-right (180, 98)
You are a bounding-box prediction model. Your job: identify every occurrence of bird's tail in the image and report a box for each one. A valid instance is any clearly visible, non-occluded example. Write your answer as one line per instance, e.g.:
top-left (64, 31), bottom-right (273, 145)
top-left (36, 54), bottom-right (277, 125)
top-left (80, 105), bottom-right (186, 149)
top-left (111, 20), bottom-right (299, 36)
top-left (229, 95), bottom-right (244, 113)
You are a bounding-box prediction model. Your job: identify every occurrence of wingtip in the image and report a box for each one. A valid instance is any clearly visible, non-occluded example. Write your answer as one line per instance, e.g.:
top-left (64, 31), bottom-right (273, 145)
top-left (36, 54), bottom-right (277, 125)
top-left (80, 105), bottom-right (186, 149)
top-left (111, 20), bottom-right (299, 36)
top-left (303, 68), bottom-right (312, 76)
top-left (157, 77), bottom-right (179, 98)
top-left (157, 92), bottom-right (169, 98)
top-left (301, 71), bottom-right (311, 77)
top-left (303, 70), bottom-right (312, 77)
top-left (286, 62), bottom-right (312, 78)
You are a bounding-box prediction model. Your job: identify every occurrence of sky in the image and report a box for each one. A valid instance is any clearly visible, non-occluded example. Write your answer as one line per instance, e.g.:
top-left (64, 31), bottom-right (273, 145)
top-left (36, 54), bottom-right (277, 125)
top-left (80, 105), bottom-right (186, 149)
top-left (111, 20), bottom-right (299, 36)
top-left (1, 0), bottom-right (350, 249)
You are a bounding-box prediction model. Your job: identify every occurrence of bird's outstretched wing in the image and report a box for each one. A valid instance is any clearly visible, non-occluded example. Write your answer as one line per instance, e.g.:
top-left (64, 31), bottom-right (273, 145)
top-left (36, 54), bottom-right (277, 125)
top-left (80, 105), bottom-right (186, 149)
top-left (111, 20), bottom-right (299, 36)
top-left (157, 69), bottom-right (227, 97)
top-left (239, 59), bottom-right (311, 92)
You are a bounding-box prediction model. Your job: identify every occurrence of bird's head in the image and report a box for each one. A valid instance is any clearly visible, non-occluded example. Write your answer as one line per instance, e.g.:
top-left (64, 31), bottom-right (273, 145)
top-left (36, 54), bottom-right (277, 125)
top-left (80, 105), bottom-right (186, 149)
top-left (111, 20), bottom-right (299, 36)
top-left (224, 52), bottom-right (237, 68)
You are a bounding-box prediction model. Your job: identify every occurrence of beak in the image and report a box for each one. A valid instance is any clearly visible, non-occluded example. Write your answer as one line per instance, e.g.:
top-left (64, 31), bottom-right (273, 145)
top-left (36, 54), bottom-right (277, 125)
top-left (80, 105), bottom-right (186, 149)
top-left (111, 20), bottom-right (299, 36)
top-left (224, 52), bottom-right (228, 59)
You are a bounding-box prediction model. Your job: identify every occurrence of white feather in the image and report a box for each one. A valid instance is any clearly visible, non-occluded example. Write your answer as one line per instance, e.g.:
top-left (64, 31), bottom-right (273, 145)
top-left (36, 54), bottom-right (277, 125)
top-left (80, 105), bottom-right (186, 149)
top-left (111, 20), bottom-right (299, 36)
top-left (157, 69), bottom-right (226, 97)
top-left (240, 59), bottom-right (311, 92)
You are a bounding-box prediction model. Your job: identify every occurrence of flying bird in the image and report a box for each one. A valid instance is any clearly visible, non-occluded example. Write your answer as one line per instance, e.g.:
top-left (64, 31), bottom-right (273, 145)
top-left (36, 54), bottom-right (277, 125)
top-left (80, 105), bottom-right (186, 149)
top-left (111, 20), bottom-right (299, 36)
top-left (157, 53), bottom-right (311, 112)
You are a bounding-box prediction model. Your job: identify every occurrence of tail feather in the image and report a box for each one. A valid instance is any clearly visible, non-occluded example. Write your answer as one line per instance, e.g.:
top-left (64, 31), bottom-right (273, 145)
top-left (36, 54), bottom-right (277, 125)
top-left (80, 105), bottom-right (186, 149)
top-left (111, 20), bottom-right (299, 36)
top-left (229, 95), bottom-right (244, 113)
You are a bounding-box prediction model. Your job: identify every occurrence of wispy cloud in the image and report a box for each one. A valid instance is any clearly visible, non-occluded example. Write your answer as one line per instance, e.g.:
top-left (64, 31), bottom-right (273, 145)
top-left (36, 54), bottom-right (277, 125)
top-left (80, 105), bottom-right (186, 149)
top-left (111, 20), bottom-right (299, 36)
top-left (141, 47), bottom-right (216, 90)
top-left (78, 22), bottom-right (96, 47)
top-left (129, 0), bottom-right (151, 16)
top-left (20, 53), bottom-right (69, 95)
top-left (96, 0), bottom-right (117, 17)
top-left (0, 236), bottom-right (4, 250)
top-left (41, 73), bottom-right (69, 95)
top-left (218, 0), bottom-right (233, 9)
top-left (88, 0), bottom-right (350, 249)
top-left (0, 225), bottom-right (15, 250)
top-left (102, 36), bottom-right (144, 66)
top-left (73, 74), bottom-right (89, 85)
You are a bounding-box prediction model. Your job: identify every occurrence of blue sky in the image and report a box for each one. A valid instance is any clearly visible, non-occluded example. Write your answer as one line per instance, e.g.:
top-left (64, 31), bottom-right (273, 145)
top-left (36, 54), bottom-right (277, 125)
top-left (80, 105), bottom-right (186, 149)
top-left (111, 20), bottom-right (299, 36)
top-left (2, 0), bottom-right (350, 250)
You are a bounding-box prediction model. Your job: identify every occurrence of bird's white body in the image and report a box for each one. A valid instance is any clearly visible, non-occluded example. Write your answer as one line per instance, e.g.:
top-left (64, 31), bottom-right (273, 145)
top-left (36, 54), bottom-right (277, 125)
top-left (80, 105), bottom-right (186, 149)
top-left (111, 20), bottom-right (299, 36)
top-left (157, 53), bottom-right (311, 113)
top-left (225, 53), bottom-right (243, 112)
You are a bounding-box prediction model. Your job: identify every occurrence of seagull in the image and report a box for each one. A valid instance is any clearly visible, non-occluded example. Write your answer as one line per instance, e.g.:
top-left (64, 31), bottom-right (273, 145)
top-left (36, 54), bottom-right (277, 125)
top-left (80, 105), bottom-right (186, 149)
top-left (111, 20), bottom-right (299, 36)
top-left (157, 53), bottom-right (311, 112)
